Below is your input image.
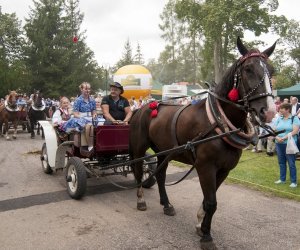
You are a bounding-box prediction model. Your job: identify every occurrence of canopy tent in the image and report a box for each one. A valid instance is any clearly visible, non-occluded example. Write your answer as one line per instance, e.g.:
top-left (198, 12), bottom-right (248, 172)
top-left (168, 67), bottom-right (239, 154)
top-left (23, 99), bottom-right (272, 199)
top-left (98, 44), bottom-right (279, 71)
top-left (277, 83), bottom-right (300, 99)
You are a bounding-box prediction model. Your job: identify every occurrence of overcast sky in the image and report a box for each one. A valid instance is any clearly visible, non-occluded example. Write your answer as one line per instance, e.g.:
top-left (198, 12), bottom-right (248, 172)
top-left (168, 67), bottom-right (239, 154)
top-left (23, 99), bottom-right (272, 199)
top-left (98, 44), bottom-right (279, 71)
top-left (1, 0), bottom-right (299, 67)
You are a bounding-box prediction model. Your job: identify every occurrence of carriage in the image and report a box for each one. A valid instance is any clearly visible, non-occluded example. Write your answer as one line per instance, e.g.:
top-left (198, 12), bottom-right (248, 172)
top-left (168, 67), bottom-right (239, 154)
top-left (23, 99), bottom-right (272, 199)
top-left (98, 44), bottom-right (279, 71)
top-left (39, 120), bottom-right (157, 199)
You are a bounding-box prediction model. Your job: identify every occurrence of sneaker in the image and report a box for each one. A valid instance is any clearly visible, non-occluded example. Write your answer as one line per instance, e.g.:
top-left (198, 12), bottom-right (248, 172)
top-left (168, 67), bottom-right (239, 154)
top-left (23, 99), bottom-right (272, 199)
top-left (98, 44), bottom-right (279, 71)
top-left (251, 149), bottom-right (256, 153)
top-left (289, 183), bottom-right (297, 188)
top-left (274, 180), bottom-right (285, 184)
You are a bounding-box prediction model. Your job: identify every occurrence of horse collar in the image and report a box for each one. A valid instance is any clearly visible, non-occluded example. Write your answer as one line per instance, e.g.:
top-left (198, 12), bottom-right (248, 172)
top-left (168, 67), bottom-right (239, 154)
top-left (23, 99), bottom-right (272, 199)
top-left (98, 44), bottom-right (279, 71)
top-left (32, 100), bottom-right (46, 111)
top-left (206, 94), bottom-right (257, 149)
top-left (4, 100), bottom-right (18, 112)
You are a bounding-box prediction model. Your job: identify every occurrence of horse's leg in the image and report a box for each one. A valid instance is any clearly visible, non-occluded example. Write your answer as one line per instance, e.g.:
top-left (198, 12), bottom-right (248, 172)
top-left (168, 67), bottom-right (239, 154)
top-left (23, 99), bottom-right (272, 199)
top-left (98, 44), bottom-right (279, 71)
top-left (4, 121), bottom-right (10, 140)
top-left (156, 156), bottom-right (175, 216)
top-left (30, 119), bottom-right (35, 139)
top-left (12, 120), bottom-right (17, 139)
top-left (0, 121), bottom-right (3, 137)
top-left (37, 122), bottom-right (40, 135)
top-left (195, 164), bottom-right (217, 242)
top-left (135, 161), bottom-right (147, 211)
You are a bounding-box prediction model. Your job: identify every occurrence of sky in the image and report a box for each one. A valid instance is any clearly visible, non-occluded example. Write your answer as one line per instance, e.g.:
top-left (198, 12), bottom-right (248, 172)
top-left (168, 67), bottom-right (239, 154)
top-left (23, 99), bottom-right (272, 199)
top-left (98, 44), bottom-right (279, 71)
top-left (1, 0), bottom-right (299, 67)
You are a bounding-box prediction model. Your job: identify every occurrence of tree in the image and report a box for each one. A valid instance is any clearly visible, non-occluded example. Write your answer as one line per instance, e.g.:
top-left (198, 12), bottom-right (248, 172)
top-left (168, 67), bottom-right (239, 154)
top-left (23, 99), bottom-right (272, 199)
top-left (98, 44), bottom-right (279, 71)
top-left (115, 39), bottom-right (134, 70)
top-left (133, 42), bottom-right (144, 65)
top-left (0, 7), bottom-right (28, 96)
top-left (24, 0), bottom-right (100, 98)
top-left (283, 19), bottom-right (300, 82)
top-left (175, 0), bottom-right (284, 83)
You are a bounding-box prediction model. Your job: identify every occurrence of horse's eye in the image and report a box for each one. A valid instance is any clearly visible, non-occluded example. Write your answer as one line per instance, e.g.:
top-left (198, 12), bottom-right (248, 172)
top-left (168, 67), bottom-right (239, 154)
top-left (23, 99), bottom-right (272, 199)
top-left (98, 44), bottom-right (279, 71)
top-left (244, 65), bottom-right (253, 73)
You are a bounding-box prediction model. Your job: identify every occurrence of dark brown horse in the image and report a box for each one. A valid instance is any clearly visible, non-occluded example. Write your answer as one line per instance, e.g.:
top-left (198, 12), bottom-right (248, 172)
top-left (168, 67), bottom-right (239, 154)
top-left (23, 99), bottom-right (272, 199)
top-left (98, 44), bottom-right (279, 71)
top-left (28, 90), bottom-right (47, 138)
top-left (129, 37), bottom-right (276, 243)
top-left (0, 90), bottom-right (19, 140)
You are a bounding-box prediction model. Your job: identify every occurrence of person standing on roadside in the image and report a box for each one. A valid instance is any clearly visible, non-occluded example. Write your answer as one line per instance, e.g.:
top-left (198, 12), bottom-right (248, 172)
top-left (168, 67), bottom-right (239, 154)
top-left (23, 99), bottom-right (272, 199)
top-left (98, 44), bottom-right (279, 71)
top-left (274, 103), bottom-right (300, 188)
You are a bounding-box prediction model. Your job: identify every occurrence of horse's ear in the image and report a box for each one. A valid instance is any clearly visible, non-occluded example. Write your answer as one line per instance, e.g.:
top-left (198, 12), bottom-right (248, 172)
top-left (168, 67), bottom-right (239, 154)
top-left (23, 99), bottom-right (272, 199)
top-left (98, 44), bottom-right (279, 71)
top-left (237, 36), bottom-right (248, 56)
top-left (262, 41), bottom-right (277, 57)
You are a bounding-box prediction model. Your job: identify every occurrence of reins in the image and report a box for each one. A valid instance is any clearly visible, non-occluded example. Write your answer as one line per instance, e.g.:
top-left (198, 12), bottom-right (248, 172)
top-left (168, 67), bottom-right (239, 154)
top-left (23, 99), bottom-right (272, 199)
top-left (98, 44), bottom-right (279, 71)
top-left (98, 129), bottom-right (242, 190)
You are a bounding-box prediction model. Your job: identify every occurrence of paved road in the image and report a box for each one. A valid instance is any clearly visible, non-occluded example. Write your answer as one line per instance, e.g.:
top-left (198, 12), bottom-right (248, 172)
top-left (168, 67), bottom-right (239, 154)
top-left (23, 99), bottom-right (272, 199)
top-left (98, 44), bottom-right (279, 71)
top-left (0, 131), bottom-right (300, 250)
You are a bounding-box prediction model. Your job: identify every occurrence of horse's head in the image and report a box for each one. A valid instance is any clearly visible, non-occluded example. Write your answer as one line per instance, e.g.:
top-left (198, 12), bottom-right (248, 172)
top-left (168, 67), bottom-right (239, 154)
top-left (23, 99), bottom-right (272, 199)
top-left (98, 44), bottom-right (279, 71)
top-left (217, 37), bottom-right (276, 124)
top-left (6, 90), bottom-right (18, 109)
top-left (32, 90), bottom-right (44, 108)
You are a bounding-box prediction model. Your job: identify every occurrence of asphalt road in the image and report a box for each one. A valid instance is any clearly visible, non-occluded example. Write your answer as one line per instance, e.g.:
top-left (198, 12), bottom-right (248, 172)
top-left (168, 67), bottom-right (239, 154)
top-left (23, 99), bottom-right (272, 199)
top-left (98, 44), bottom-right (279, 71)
top-left (0, 131), bottom-right (300, 250)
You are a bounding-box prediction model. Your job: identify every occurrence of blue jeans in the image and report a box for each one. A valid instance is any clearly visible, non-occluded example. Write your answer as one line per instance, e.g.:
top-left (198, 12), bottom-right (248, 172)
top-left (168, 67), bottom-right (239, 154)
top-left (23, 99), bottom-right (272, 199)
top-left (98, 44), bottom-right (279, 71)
top-left (275, 143), bottom-right (297, 183)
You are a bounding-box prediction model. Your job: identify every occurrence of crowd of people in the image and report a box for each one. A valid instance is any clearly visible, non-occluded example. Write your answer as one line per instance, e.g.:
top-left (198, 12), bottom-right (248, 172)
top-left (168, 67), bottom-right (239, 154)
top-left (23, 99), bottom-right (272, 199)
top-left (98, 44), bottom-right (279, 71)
top-left (246, 95), bottom-right (300, 188)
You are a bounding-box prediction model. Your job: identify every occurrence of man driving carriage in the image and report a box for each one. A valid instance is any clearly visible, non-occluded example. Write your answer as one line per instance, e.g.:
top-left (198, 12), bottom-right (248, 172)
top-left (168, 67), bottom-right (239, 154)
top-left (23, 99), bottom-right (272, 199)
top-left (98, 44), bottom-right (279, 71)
top-left (101, 82), bottom-right (132, 125)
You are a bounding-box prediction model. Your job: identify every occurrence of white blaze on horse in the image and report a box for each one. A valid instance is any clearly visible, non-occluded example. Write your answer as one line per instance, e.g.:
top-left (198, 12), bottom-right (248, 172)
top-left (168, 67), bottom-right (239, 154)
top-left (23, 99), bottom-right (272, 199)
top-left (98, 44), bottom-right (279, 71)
top-left (0, 90), bottom-right (19, 140)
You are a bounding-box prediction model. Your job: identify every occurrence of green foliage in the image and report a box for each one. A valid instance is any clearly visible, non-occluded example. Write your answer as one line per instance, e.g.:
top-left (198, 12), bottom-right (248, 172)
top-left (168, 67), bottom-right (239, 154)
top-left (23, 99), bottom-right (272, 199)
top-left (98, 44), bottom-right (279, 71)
top-left (24, 0), bottom-right (100, 98)
top-left (174, 0), bottom-right (282, 82)
top-left (114, 39), bottom-right (134, 70)
top-left (0, 10), bottom-right (28, 97)
top-left (275, 65), bottom-right (298, 89)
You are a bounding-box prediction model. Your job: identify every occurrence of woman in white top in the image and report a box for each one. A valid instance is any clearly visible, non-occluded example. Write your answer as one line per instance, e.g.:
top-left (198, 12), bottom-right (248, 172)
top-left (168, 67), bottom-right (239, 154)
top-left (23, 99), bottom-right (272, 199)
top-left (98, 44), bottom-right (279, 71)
top-left (52, 97), bottom-right (71, 129)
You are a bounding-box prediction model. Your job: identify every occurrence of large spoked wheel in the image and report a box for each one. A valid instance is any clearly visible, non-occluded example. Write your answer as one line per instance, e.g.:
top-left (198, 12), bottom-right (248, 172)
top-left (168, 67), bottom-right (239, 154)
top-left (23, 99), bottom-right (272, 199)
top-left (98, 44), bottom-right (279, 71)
top-left (40, 143), bottom-right (53, 174)
top-left (65, 157), bottom-right (87, 199)
top-left (142, 153), bottom-right (157, 188)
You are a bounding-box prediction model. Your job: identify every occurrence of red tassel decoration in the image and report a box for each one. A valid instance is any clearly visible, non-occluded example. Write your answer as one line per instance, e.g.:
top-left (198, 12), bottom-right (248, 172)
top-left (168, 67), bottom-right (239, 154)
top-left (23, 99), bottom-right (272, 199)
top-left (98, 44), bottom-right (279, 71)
top-left (151, 109), bottom-right (158, 118)
top-left (227, 88), bottom-right (239, 102)
top-left (149, 101), bottom-right (158, 118)
top-left (149, 101), bottom-right (158, 110)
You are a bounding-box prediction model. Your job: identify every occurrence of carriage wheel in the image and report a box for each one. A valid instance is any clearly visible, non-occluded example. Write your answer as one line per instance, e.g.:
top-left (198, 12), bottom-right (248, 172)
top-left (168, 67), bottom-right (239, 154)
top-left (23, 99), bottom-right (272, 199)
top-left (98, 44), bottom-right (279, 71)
top-left (40, 143), bottom-right (53, 174)
top-left (142, 153), bottom-right (157, 188)
top-left (65, 157), bottom-right (87, 199)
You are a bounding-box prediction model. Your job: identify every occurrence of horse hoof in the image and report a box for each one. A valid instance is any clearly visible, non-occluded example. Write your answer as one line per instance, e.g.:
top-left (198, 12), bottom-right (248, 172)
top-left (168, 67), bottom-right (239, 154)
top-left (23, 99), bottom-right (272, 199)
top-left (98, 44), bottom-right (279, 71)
top-left (200, 234), bottom-right (213, 243)
top-left (13, 136), bottom-right (17, 139)
top-left (6, 137), bottom-right (10, 141)
top-left (163, 206), bottom-right (176, 216)
top-left (137, 201), bottom-right (147, 211)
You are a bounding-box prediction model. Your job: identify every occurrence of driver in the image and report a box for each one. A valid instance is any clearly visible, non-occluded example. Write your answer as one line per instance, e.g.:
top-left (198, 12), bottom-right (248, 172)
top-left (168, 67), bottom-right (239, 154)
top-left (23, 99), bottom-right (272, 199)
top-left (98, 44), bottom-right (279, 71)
top-left (101, 82), bottom-right (132, 124)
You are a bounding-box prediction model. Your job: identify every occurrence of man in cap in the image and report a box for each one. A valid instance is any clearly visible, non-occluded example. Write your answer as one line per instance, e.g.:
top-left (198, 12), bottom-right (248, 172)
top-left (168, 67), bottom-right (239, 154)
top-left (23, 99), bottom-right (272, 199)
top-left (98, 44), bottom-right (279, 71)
top-left (101, 82), bottom-right (132, 124)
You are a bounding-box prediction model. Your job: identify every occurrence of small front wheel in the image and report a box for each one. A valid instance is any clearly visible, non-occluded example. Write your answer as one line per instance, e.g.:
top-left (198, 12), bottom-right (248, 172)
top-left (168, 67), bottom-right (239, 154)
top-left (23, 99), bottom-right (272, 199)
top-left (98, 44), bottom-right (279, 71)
top-left (40, 143), bottom-right (53, 174)
top-left (65, 157), bottom-right (87, 199)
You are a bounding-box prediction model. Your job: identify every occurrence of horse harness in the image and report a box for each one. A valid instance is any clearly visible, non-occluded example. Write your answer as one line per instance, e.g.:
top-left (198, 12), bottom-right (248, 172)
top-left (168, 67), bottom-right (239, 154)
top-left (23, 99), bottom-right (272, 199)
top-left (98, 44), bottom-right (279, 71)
top-left (0, 100), bottom-right (19, 113)
top-left (170, 52), bottom-right (272, 151)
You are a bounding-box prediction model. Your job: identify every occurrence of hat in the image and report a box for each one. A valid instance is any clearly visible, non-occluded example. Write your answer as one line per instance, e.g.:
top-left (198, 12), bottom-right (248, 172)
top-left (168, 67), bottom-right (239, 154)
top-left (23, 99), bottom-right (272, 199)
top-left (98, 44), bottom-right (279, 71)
top-left (110, 82), bottom-right (124, 94)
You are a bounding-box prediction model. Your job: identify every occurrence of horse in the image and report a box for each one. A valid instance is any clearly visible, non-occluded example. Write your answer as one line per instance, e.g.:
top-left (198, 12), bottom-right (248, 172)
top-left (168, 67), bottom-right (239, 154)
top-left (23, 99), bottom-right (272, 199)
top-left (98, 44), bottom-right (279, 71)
top-left (0, 90), bottom-right (19, 140)
top-left (129, 37), bottom-right (276, 243)
top-left (27, 90), bottom-right (48, 139)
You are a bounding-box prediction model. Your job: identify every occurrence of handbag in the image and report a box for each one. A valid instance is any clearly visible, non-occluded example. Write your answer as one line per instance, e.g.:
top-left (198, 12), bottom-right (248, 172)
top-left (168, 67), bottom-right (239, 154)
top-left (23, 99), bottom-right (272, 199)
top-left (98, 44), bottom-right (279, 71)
top-left (286, 133), bottom-right (299, 154)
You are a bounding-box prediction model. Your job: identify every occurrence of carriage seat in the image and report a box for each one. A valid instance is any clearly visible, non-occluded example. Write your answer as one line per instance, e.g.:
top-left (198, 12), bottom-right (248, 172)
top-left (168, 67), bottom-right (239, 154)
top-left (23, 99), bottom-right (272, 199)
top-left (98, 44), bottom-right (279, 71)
top-left (52, 124), bottom-right (73, 143)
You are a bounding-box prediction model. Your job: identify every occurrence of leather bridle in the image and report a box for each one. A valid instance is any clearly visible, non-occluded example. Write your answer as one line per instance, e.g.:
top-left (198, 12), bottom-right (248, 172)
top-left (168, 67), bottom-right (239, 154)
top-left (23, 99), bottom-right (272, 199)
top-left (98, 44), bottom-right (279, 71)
top-left (235, 52), bottom-right (273, 110)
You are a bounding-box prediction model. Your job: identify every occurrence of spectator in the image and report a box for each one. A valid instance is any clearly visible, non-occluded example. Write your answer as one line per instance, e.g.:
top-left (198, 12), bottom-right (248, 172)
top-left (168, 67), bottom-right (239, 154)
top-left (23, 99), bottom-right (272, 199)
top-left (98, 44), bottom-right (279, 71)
top-left (283, 98), bottom-right (289, 103)
top-left (291, 97), bottom-right (300, 116)
top-left (274, 103), bottom-right (300, 188)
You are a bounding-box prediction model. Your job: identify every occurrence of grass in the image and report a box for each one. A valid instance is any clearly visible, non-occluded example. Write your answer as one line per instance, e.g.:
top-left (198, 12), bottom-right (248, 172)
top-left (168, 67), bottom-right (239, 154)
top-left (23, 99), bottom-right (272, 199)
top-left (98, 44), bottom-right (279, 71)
top-left (165, 150), bottom-right (300, 202)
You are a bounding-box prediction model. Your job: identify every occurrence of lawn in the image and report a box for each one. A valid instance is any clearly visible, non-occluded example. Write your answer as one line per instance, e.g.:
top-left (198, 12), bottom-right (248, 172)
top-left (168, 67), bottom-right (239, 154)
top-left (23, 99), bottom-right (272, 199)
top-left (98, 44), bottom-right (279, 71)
top-left (227, 150), bottom-right (300, 201)
top-left (169, 150), bottom-right (300, 202)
